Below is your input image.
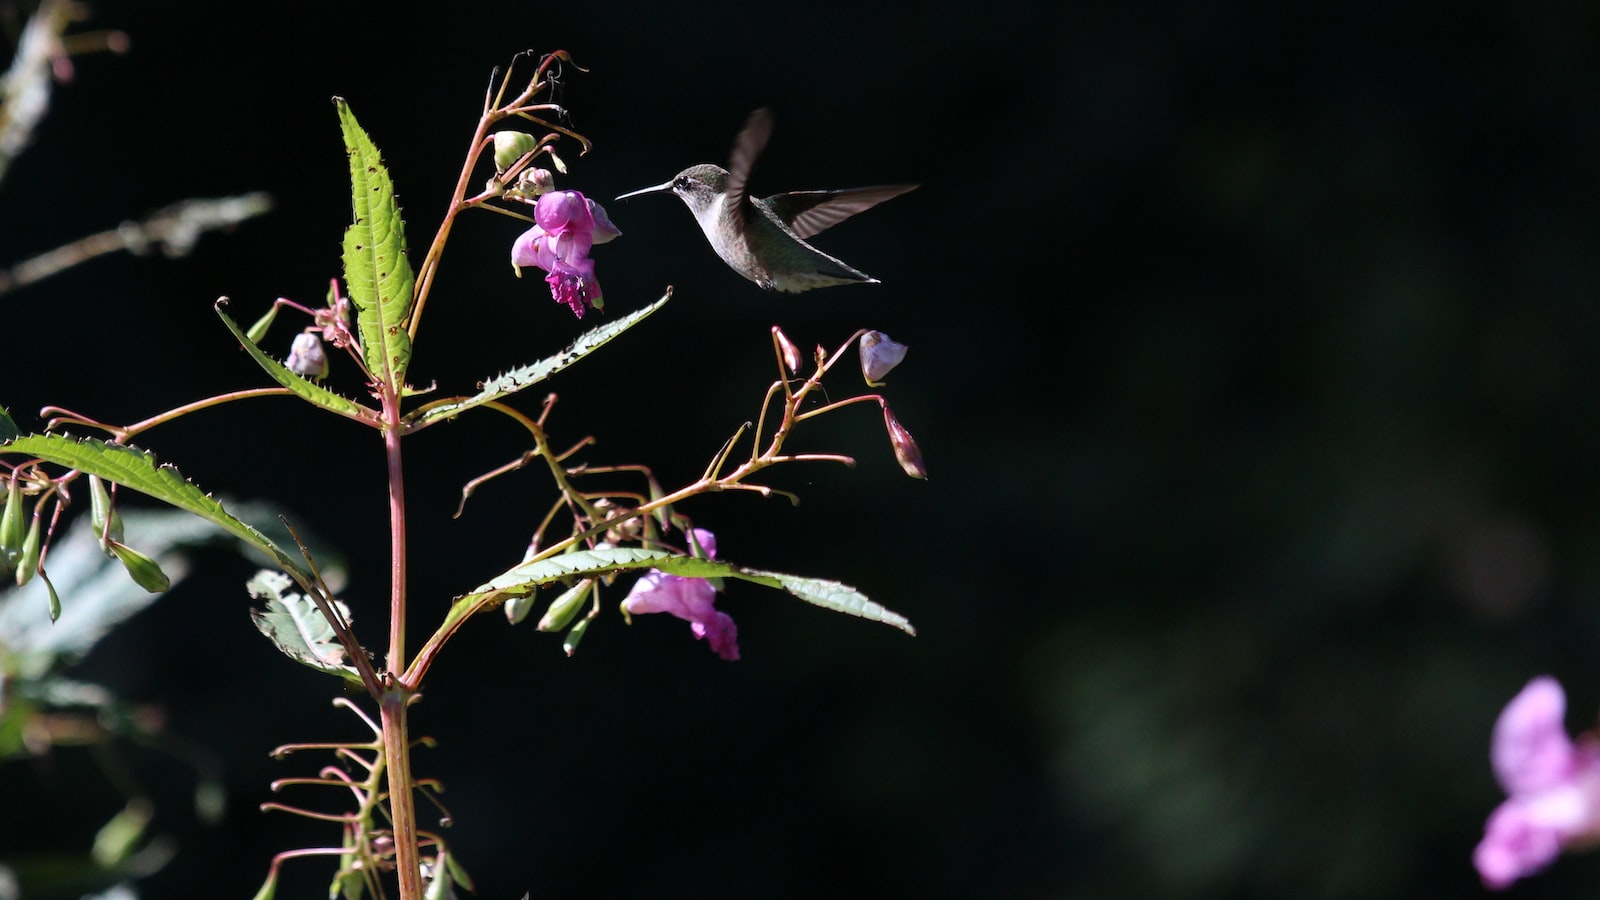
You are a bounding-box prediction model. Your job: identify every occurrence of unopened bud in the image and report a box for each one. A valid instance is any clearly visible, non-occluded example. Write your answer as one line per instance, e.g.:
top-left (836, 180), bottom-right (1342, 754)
top-left (516, 166), bottom-right (555, 197)
top-left (287, 331), bottom-right (329, 380)
top-left (492, 130), bottom-right (539, 174)
top-left (859, 330), bottom-right (908, 385)
top-left (772, 326), bottom-right (802, 374)
top-left (882, 406), bottom-right (928, 480)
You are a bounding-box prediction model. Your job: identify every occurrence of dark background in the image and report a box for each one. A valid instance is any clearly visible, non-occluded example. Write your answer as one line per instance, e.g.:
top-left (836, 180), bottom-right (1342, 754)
top-left (5, 1), bottom-right (1600, 898)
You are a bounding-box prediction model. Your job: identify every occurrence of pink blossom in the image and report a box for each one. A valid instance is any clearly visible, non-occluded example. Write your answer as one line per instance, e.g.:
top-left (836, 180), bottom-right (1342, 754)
top-left (511, 190), bottom-right (619, 318)
top-left (1475, 677), bottom-right (1600, 889)
top-left (621, 529), bottom-right (739, 661)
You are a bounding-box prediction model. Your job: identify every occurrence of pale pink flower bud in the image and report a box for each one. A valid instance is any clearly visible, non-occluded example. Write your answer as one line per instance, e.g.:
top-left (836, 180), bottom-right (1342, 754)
top-left (287, 331), bottom-right (329, 380)
top-left (859, 330), bottom-right (908, 385)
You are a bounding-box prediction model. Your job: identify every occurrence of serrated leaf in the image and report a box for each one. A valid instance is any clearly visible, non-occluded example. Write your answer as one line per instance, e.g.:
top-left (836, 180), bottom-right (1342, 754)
top-left (216, 301), bottom-right (375, 423)
top-left (247, 570), bottom-right (361, 684)
top-left (0, 434), bottom-right (312, 585)
top-left (0, 406), bottom-right (18, 442)
top-left (449, 546), bottom-right (914, 637)
top-left (729, 568), bottom-right (916, 636)
top-left (336, 98), bottom-right (414, 392)
top-left (405, 291), bottom-right (671, 429)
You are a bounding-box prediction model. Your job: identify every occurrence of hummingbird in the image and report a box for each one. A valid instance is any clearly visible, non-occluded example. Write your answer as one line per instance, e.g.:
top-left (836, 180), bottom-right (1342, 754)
top-left (614, 108), bottom-right (917, 293)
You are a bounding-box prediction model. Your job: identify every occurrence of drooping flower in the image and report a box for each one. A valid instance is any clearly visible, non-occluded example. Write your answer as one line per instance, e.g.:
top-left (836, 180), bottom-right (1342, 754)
top-left (511, 189), bottom-right (620, 319)
top-left (1475, 677), bottom-right (1600, 889)
top-left (621, 528), bottom-right (739, 660)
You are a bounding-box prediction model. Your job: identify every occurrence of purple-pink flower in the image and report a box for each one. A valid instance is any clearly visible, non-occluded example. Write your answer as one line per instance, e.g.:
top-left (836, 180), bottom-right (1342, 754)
top-left (621, 528), bottom-right (739, 661)
top-left (1475, 676), bottom-right (1600, 889)
top-left (511, 189), bottom-right (620, 319)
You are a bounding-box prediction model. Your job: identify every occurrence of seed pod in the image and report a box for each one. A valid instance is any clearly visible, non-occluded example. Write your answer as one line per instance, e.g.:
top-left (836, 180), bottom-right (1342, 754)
top-left (109, 541), bottom-right (170, 593)
top-left (537, 579), bottom-right (594, 632)
top-left (15, 511), bottom-right (41, 586)
top-left (0, 476), bottom-right (23, 576)
top-left (246, 303), bottom-right (279, 344)
top-left (88, 475), bottom-right (124, 550)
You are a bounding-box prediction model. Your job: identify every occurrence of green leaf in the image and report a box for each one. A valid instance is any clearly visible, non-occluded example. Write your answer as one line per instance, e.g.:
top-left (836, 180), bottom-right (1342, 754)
top-left (247, 569), bottom-right (361, 684)
top-left (727, 568), bottom-right (916, 636)
top-left (0, 406), bottom-right (18, 442)
top-left (449, 546), bottom-right (915, 637)
top-left (336, 98), bottom-right (414, 392)
top-left (405, 291), bottom-right (671, 429)
top-left (0, 434), bottom-right (313, 585)
top-left (216, 301), bottom-right (376, 423)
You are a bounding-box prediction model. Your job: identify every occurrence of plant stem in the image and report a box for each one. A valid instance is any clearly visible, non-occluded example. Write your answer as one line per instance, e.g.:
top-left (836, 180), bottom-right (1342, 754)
top-left (380, 686), bottom-right (423, 900)
top-left (381, 391), bottom-right (422, 897)
top-left (385, 417), bottom-right (408, 673)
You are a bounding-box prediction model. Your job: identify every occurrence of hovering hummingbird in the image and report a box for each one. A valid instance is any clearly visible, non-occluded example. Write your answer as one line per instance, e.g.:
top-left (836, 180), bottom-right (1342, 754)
top-left (615, 108), bottom-right (917, 293)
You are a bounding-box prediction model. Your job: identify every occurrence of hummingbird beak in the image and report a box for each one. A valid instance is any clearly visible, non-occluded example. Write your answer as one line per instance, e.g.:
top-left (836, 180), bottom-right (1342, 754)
top-left (614, 181), bottom-right (674, 201)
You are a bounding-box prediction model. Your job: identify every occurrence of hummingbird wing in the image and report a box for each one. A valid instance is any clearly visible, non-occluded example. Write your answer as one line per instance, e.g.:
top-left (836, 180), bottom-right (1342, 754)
top-left (762, 185), bottom-right (919, 240)
top-left (725, 108), bottom-right (774, 231)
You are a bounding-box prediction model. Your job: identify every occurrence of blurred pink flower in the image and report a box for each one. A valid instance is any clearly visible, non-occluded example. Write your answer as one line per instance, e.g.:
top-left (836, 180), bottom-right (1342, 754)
top-left (1475, 677), bottom-right (1600, 889)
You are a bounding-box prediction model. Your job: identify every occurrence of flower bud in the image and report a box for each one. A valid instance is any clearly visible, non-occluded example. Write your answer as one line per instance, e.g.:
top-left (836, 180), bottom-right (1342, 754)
top-left (882, 406), bottom-right (928, 480)
top-left (516, 166), bottom-right (555, 197)
top-left (772, 326), bottom-right (802, 374)
top-left (287, 331), bottom-right (329, 380)
top-left (859, 330), bottom-right (908, 385)
top-left (492, 130), bottom-right (539, 174)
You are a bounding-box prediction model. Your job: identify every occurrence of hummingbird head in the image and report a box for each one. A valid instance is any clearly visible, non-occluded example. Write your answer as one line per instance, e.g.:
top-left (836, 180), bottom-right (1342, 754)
top-left (616, 164), bottom-right (729, 217)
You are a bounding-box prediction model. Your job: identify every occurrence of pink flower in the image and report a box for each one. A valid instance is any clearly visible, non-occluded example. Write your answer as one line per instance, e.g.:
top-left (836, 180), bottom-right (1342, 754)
top-left (511, 190), bottom-right (620, 319)
top-left (622, 529), bottom-right (739, 661)
top-left (1475, 677), bottom-right (1600, 889)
